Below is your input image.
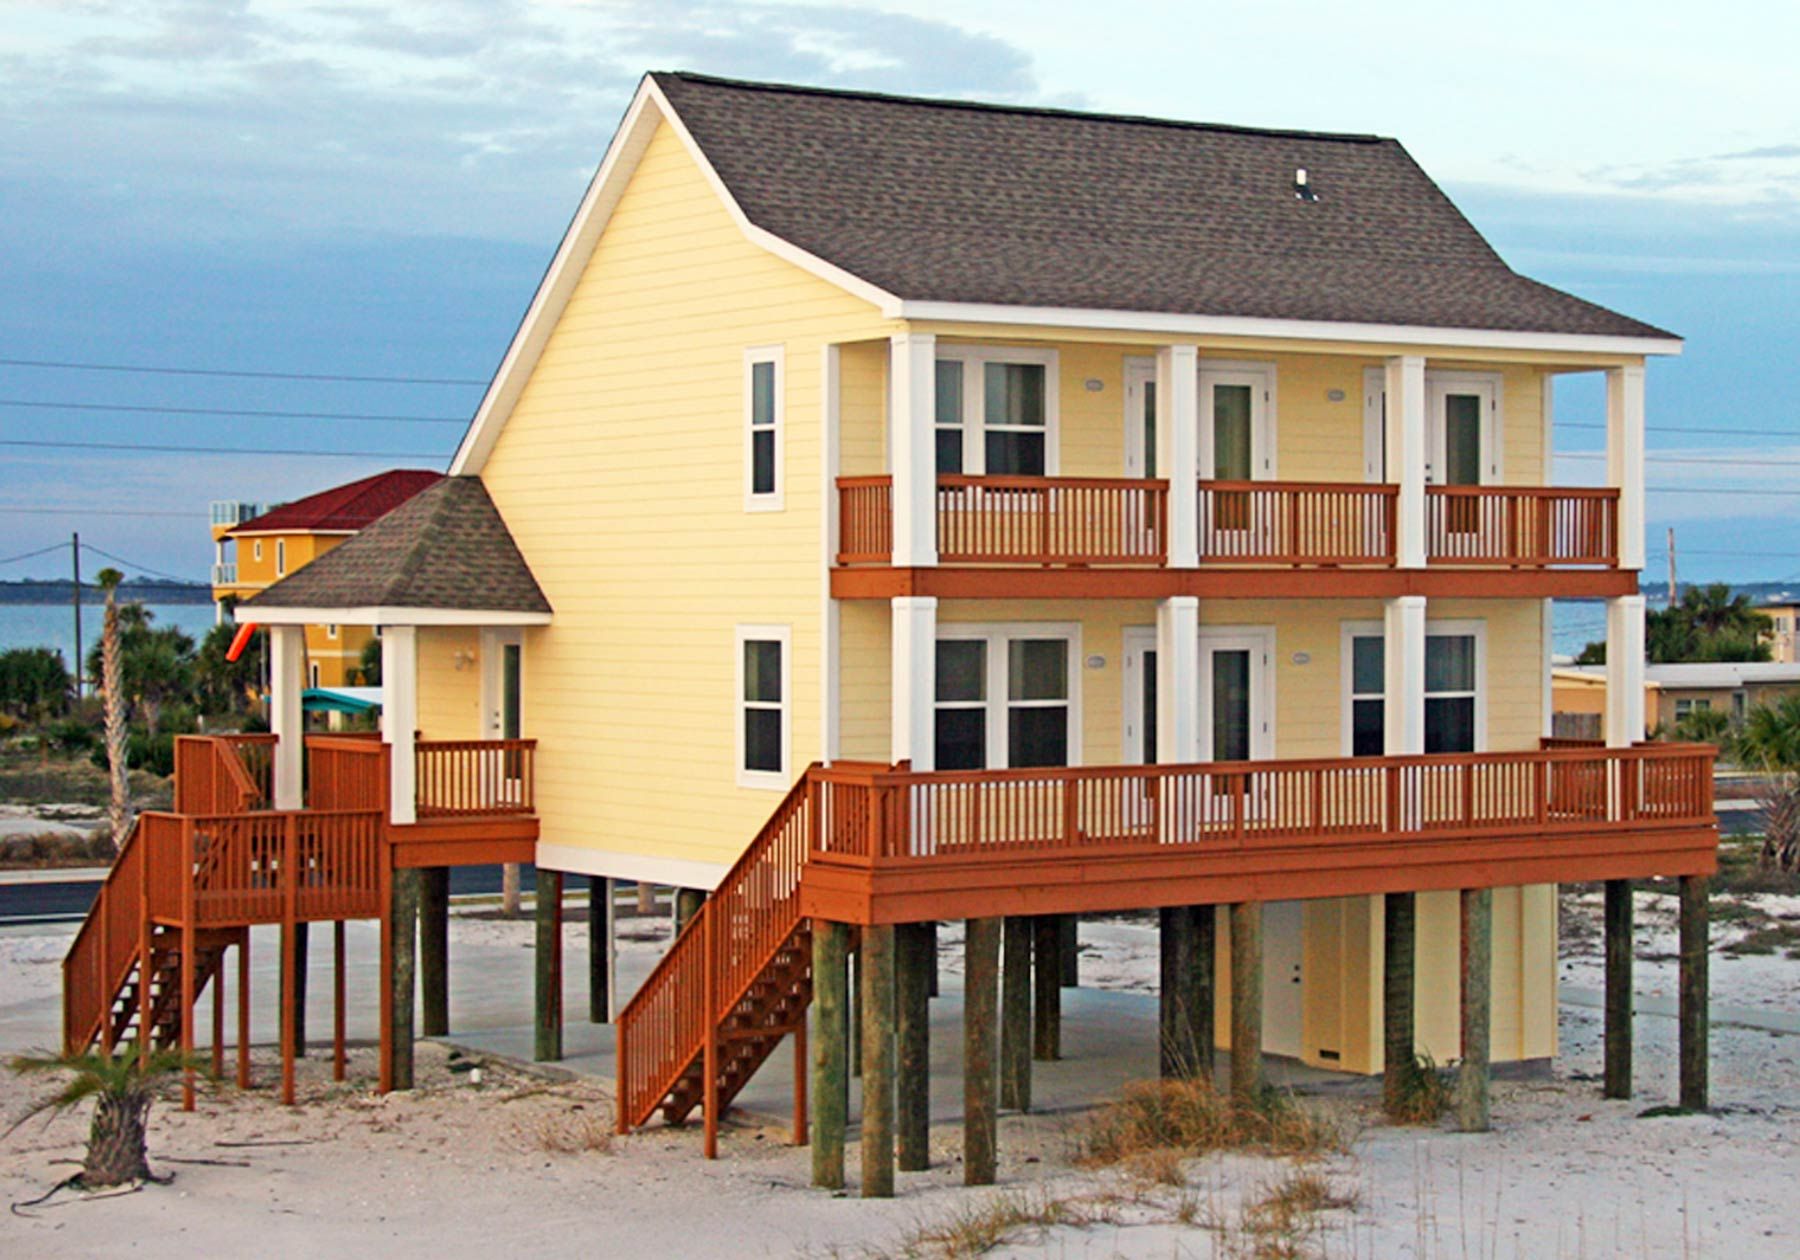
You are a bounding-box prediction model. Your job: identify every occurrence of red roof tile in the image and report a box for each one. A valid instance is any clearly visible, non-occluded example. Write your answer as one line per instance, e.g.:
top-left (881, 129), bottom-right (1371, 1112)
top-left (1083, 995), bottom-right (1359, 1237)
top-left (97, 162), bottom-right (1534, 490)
top-left (229, 469), bottom-right (443, 535)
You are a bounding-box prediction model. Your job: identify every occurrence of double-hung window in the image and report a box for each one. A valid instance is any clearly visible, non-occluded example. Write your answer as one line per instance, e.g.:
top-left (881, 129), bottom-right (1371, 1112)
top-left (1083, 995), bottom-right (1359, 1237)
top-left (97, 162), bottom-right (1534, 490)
top-left (933, 625), bottom-right (1078, 770)
top-left (1343, 622), bottom-right (1484, 755)
top-left (932, 347), bottom-right (1058, 477)
top-left (736, 626), bottom-right (789, 788)
top-left (745, 347), bottom-right (784, 510)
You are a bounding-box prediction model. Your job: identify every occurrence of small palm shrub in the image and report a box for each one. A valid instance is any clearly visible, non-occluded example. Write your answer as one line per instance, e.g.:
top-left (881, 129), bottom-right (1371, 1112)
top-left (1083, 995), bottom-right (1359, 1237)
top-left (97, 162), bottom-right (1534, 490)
top-left (9, 1042), bottom-right (204, 1188)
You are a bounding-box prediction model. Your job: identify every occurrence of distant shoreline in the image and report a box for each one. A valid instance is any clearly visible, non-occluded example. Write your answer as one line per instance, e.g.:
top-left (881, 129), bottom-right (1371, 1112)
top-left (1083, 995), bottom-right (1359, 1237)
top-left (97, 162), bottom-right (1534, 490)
top-left (0, 580), bottom-right (213, 606)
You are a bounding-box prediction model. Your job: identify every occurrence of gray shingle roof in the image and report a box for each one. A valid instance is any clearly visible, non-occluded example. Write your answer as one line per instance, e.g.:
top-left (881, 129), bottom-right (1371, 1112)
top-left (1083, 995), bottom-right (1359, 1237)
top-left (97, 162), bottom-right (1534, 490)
top-left (653, 73), bottom-right (1672, 341)
top-left (245, 476), bottom-right (550, 615)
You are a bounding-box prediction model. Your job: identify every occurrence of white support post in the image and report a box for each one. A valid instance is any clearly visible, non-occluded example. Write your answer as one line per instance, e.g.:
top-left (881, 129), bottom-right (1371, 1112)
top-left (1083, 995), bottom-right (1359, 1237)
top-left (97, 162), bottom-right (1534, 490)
top-left (382, 625), bottom-right (419, 826)
top-left (1605, 595), bottom-right (1646, 747)
top-left (891, 597), bottom-right (937, 771)
top-left (1157, 345), bottom-right (1200, 568)
top-left (1606, 365), bottom-right (1646, 572)
top-left (1384, 596), bottom-right (1426, 756)
top-left (1385, 355), bottom-right (1427, 568)
top-left (1155, 597), bottom-right (1200, 763)
top-left (890, 333), bottom-right (938, 568)
top-left (269, 625), bottom-right (306, 810)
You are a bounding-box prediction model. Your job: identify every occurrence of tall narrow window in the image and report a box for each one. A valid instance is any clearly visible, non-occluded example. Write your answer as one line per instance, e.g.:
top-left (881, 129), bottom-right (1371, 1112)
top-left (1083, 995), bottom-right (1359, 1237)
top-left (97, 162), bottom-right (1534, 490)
top-left (736, 626), bottom-right (789, 787)
top-left (275, 539), bottom-right (286, 576)
top-left (984, 363), bottom-right (1047, 475)
top-left (935, 360), bottom-right (965, 474)
top-left (745, 347), bottom-right (784, 510)
top-left (1007, 638), bottom-right (1069, 766)
top-left (934, 639), bottom-right (987, 770)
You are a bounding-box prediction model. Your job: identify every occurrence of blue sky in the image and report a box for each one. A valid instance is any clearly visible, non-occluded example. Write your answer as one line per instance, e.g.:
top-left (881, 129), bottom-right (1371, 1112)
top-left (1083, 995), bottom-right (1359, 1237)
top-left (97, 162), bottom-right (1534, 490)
top-left (2, 0), bottom-right (1798, 585)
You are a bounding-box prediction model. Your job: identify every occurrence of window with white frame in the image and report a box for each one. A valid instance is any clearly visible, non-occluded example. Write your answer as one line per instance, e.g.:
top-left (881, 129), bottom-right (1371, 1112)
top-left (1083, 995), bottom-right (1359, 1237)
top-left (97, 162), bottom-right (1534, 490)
top-left (275, 539), bottom-right (286, 576)
top-left (934, 625), bottom-right (1078, 770)
top-left (745, 347), bottom-right (784, 510)
top-left (1674, 697), bottom-right (1711, 722)
top-left (933, 347), bottom-right (1058, 476)
top-left (308, 661), bottom-right (320, 688)
top-left (1343, 621), bottom-right (1485, 755)
top-left (736, 626), bottom-right (789, 787)
top-left (253, 539), bottom-right (263, 562)
top-left (326, 624), bottom-right (338, 640)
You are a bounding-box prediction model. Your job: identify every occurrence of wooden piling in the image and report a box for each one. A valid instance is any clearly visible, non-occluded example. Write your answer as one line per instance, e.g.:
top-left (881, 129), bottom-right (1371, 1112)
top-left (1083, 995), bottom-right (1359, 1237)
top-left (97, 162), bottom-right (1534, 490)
top-left (1679, 875), bottom-right (1710, 1111)
top-left (420, 868), bottom-right (449, 1038)
top-left (535, 868), bottom-right (564, 1062)
top-left (896, 923), bottom-right (932, 1171)
top-left (589, 875), bottom-right (610, 1023)
top-left (1192, 906), bottom-right (1215, 1078)
top-left (1160, 906), bottom-right (1208, 1079)
top-left (926, 920), bottom-right (939, 998)
top-left (1229, 902), bottom-right (1263, 1105)
top-left (289, 921), bottom-right (308, 1060)
top-left (1059, 914), bottom-right (1079, 986)
top-left (1603, 879), bottom-right (1633, 1099)
top-left (675, 886), bottom-right (703, 934)
top-left (236, 933), bottom-right (251, 1090)
top-left (963, 917), bottom-right (1000, 1186)
top-left (388, 867), bottom-right (419, 1091)
top-left (1457, 888), bottom-right (1493, 1133)
top-left (811, 920), bottom-right (849, 1190)
top-left (333, 920), bottom-right (347, 1082)
top-left (180, 919), bottom-right (196, 1112)
top-left (1032, 915), bottom-right (1060, 1061)
top-left (1381, 891), bottom-right (1416, 1118)
top-left (211, 949), bottom-right (224, 1078)
top-left (1000, 916), bottom-right (1032, 1111)
top-left (860, 923), bottom-right (896, 1198)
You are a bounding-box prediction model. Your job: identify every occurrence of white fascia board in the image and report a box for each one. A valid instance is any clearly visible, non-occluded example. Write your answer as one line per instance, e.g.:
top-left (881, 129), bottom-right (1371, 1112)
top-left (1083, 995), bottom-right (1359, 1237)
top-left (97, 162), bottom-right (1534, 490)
top-left (451, 77), bottom-right (900, 478)
top-left (535, 841), bottom-right (728, 892)
top-left (895, 300), bottom-right (1684, 358)
top-left (242, 606), bottom-right (552, 627)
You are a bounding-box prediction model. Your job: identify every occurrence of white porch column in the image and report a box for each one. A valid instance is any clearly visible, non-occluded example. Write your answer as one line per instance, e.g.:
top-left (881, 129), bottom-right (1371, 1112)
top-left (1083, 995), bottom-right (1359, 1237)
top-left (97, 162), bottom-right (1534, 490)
top-left (1605, 595), bottom-right (1646, 746)
top-left (1157, 345), bottom-right (1200, 568)
top-left (891, 597), bottom-right (937, 771)
top-left (1156, 596), bottom-right (1201, 763)
top-left (1383, 596), bottom-right (1427, 755)
top-left (382, 625), bottom-right (419, 825)
top-left (1606, 364), bottom-right (1647, 572)
top-left (890, 333), bottom-right (938, 568)
top-left (1385, 354), bottom-right (1427, 568)
top-left (269, 624), bottom-right (306, 810)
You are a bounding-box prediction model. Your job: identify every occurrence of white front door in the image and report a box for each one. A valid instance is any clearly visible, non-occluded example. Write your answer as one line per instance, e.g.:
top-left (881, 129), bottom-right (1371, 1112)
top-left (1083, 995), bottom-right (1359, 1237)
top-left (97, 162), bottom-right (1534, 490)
top-left (1200, 366), bottom-right (1273, 484)
top-left (1262, 901), bottom-right (1305, 1059)
top-left (1425, 375), bottom-right (1498, 487)
top-left (481, 630), bottom-right (524, 803)
top-left (1121, 627), bottom-right (1158, 766)
top-left (1198, 628), bottom-right (1274, 763)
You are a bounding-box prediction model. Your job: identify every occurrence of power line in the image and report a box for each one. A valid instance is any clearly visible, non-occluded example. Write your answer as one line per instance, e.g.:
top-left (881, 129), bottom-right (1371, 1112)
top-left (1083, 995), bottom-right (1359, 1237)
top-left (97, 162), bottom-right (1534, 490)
top-left (0, 398), bottom-right (468, 424)
top-left (0, 438), bottom-right (446, 459)
top-left (0, 542), bottom-right (69, 568)
top-left (79, 542), bottom-right (203, 585)
top-left (1560, 452), bottom-right (1800, 468)
top-left (0, 356), bottom-right (486, 387)
top-left (1563, 422), bottom-right (1800, 441)
top-left (1648, 485), bottom-right (1800, 497)
top-left (0, 506), bottom-right (200, 519)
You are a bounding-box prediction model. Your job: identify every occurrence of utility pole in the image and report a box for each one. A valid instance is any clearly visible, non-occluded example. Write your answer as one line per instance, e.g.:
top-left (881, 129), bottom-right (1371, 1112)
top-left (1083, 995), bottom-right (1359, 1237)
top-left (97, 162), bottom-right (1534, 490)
top-left (71, 532), bottom-right (82, 697)
top-left (1666, 526), bottom-right (1678, 609)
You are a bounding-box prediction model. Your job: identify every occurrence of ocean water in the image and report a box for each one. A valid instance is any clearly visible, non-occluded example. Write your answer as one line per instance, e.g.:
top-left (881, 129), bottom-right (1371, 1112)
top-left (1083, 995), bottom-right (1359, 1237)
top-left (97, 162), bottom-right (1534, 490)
top-left (0, 602), bottom-right (220, 670)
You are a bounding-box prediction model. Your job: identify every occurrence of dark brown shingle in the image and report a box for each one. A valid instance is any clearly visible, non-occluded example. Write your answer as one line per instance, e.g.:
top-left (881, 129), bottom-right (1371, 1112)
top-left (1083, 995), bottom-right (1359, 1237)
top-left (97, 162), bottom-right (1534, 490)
top-left (653, 73), bottom-right (1672, 341)
top-left (245, 477), bottom-right (550, 615)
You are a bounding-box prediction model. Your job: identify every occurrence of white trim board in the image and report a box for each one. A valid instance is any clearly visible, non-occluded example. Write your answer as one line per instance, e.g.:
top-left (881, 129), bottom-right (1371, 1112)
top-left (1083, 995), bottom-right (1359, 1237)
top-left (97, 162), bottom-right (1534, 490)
top-left (244, 606), bottom-right (552, 627)
top-left (535, 842), bottom-right (728, 893)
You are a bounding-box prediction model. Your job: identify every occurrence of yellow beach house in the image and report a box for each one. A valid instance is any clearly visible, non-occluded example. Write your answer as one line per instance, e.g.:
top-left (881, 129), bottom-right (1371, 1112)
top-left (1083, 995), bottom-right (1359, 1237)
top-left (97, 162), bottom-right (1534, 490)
top-left (67, 74), bottom-right (1718, 1194)
top-left (208, 470), bottom-right (443, 686)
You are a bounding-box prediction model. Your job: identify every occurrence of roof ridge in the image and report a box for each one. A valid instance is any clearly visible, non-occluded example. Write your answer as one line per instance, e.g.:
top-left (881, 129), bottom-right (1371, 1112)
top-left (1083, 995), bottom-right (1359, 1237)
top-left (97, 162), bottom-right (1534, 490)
top-left (655, 70), bottom-right (1391, 146)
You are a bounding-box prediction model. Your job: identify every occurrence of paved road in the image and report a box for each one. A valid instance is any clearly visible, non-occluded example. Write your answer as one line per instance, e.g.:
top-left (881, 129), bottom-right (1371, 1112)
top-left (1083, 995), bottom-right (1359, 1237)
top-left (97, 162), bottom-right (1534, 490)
top-left (0, 863), bottom-right (552, 926)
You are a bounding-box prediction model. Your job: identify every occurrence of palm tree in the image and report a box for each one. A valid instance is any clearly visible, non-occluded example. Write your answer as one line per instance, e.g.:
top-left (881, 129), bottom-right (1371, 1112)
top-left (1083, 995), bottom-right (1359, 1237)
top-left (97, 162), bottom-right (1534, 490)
top-left (1735, 693), bottom-right (1800, 871)
top-left (8, 1042), bottom-right (201, 1188)
top-left (96, 569), bottom-right (129, 852)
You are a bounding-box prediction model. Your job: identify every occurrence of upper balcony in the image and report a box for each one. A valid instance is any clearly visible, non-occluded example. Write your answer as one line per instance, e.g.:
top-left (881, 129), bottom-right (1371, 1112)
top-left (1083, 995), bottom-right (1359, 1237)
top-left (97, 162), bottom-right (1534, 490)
top-left (829, 336), bottom-right (1643, 602)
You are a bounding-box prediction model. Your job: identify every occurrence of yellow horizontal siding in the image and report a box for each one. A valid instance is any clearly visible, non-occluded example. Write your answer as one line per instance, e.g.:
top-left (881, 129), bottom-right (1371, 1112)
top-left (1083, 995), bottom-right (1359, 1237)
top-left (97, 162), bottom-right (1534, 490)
top-left (416, 627), bottom-right (482, 741)
top-left (476, 119), bottom-right (892, 873)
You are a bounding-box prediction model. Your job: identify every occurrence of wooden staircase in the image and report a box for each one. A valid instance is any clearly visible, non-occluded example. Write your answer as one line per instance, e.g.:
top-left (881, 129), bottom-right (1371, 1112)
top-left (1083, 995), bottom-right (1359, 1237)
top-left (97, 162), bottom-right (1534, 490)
top-left (102, 926), bottom-right (241, 1054)
top-left (616, 769), bottom-right (820, 1141)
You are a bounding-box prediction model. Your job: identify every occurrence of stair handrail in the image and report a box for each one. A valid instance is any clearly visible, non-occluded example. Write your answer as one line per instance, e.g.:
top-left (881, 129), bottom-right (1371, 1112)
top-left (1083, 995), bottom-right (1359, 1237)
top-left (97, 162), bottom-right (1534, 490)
top-left (615, 765), bottom-right (818, 1130)
top-left (62, 817), bottom-right (145, 1053)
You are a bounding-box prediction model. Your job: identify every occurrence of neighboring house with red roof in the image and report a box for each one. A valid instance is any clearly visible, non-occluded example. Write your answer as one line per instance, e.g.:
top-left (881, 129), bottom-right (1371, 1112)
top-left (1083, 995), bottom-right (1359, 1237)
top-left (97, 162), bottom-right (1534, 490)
top-left (209, 469), bottom-right (442, 686)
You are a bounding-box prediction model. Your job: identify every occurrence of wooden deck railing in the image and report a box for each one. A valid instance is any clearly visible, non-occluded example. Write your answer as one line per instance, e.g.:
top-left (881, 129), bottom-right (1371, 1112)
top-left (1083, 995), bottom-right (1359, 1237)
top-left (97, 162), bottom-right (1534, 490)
top-left (1426, 486), bottom-right (1619, 567)
top-left (415, 739), bottom-right (537, 816)
top-left (809, 744), bottom-right (1713, 864)
top-left (143, 809), bottom-right (385, 926)
top-left (1198, 481), bottom-right (1396, 565)
top-left (62, 817), bottom-right (147, 1052)
top-left (173, 735), bottom-right (274, 815)
top-left (615, 769), bottom-right (814, 1129)
top-left (836, 475), bottom-right (1168, 566)
top-left (307, 735), bottom-right (390, 811)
